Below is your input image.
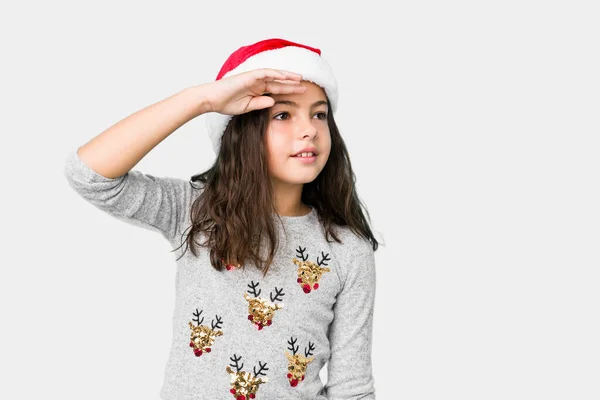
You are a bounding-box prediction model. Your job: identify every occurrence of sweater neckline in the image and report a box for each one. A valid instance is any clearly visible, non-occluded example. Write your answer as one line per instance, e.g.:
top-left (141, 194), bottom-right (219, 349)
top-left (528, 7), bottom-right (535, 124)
top-left (272, 206), bottom-right (317, 225)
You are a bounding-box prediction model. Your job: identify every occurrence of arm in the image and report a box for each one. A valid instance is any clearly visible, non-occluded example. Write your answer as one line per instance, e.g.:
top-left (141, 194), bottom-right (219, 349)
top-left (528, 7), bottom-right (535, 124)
top-left (324, 238), bottom-right (377, 399)
top-left (76, 87), bottom-right (209, 179)
top-left (63, 86), bottom-right (209, 242)
top-left (63, 148), bottom-right (199, 242)
top-left (73, 68), bottom-right (303, 179)
top-left (63, 70), bottom-right (305, 242)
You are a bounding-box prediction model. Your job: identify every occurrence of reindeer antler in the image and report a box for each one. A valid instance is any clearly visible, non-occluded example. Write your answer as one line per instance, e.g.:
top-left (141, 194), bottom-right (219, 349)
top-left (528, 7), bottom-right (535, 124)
top-left (247, 281), bottom-right (261, 297)
top-left (211, 314), bottom-right (223, 330)
top-left (305, 341), bottom-right (316, 357)
top-left (295, 245), bottom-right (308, 261)
top-left (317, 251), bottom-right (331, 267)
top-left (287, 336), bottom-right (299, 355)
top-left (229, 354), bottom-right (244, 373)
top-left (253, 361), bottom-right (269, 378)
top-left (270, 287), bottom-right (285, 302)
top-left (192, 308), bottom-right (204, 326)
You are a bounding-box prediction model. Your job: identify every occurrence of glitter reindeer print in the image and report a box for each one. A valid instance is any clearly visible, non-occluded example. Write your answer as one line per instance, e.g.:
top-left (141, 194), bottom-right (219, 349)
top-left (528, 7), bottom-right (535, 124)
top-left (285, 336), bottom-right (315, 387)
top-left (293, 245), bottom-right (331, 293)
top-left (188, 308), bottom-right (223, 357)
top-left (221, 258), bottom-right (242, 271)
top-left (244, 281), bottom-right (285, 330)
top-left (226, 354), bottom-right (268, 399)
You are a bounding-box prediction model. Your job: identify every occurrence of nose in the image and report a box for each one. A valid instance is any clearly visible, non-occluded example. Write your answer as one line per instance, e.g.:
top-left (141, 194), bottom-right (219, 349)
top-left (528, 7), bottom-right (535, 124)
top-left (296, 115), bottom-right (318, 139)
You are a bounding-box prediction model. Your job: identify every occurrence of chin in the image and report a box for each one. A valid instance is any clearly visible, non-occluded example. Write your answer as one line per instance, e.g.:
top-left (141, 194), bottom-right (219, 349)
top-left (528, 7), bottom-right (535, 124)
top-left (302, 172), bottom-right (322, 184)
top-left (277, 173), bottom-right (320, 185)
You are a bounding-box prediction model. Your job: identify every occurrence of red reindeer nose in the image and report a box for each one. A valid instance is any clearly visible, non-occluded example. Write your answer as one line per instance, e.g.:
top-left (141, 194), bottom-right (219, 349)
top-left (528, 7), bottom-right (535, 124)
top-left (302, 284), bottom-right (311, 293)
top-left (194, 349), bottom-right (202, 357)
top-left (290, 378), bottom-right (299, 387)
top-left (249, 394), bottom-right (255, 399)
top-left (236, 395), bottom-right (245, 400)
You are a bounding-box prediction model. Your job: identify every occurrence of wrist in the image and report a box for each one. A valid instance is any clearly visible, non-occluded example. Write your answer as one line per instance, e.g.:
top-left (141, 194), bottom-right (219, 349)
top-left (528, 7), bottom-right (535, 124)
top-left (183, 84), bottom-right (213, 116)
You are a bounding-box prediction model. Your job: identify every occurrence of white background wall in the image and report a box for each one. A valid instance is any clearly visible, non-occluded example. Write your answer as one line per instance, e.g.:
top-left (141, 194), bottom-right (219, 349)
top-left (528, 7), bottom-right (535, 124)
top-left (2, 0), bottom-right (598, 399)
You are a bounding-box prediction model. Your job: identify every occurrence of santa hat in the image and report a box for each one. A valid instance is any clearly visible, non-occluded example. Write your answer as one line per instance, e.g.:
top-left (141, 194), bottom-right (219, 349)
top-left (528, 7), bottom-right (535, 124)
top-left (205, 38), bottom-right (338, 155)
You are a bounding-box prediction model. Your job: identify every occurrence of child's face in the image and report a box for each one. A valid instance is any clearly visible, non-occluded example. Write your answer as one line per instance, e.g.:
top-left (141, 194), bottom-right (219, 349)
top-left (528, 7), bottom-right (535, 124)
top-left (265, 81), bottom-right (331, 188)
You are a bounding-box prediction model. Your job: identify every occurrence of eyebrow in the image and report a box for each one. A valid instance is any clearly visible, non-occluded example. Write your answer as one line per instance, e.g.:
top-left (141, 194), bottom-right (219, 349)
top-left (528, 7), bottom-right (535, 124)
top-left (272, 100), bottom-right (329, 108)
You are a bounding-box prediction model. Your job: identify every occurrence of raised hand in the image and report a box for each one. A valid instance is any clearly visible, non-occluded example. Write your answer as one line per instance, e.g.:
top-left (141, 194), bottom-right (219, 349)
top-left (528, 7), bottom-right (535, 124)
top-left (198, 68), bottom-right (307, 116)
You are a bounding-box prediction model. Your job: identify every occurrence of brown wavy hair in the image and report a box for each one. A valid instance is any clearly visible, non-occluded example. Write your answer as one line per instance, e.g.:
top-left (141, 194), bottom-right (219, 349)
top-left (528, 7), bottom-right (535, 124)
top-left (172, 102), bottom-right (380, 277)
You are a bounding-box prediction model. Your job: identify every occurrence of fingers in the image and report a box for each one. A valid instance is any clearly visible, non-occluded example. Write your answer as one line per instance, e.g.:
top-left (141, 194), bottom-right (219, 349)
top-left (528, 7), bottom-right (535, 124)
top-left (264, 81), bottom-right (308, 95)
top-left (274, 69), bottom-right (303, 81)
top-left (271, 78), bottom-right (302, 84)
top-left (254, 68), bottom-right (303, 82)
top-left (247, 96), bottom-right (275, 111)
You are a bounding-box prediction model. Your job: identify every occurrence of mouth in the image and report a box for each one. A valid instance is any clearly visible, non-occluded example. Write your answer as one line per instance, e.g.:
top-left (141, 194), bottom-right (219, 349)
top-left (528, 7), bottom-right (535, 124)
top-left (291, 151), bottom-right (317, 158)
top-left (291, 152), bottom-right (317, 164)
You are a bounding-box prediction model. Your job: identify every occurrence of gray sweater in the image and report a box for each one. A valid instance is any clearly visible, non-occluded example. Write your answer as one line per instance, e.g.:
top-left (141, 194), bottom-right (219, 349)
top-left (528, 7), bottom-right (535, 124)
top-left (63, 148), bottom-right (377, 400)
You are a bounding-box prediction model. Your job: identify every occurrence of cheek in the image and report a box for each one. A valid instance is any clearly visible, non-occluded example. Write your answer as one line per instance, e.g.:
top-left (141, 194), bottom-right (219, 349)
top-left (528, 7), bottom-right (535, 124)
top-left (264, 145), bottom-right (284, 175)
top-left (265, 131), bottom-right (289, 161)
top-left (320, 135), bottom-right (332, 161)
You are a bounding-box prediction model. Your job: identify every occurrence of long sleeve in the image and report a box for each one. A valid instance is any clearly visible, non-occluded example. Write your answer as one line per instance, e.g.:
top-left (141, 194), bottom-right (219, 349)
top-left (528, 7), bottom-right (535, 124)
top-left (324, 236), bottom-right (377, 399)
top-left (62, 147), bottom-right (198, 243)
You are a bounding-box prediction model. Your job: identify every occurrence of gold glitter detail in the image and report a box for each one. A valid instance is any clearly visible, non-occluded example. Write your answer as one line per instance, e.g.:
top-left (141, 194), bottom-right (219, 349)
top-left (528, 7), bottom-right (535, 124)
top-left (244, 293), bottom-right (283, 330)
top-left (285, 352), bottom-right (313, 387)
top-left (188, 311), bottom-right (223, 357)
top-left (285, 337), bottom-right (315, 387)
top-left (293, 257), bottom-right (331, 294)
top-left (226, 355), bottom-right (268, 399)
top-left (221, 258), bottom-right (242, 271)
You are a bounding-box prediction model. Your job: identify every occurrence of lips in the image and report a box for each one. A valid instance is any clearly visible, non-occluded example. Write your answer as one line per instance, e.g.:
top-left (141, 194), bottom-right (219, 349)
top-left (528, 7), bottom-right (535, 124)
top-left (291, 153), bottom-right (317, 164)
top-left (292, 147), bottom-right (318, 157)
top-left (292, 152), bottom-right (316, 158)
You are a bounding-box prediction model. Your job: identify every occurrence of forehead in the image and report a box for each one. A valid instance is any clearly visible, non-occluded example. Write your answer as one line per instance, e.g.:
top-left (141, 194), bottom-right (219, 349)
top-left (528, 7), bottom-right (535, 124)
top-left (271, 80), bottom-right (327, 104)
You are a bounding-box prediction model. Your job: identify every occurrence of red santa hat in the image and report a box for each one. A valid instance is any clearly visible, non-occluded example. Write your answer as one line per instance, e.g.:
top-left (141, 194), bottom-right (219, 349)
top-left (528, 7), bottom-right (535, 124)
top-left (205, 38), bottom-right (338, 155)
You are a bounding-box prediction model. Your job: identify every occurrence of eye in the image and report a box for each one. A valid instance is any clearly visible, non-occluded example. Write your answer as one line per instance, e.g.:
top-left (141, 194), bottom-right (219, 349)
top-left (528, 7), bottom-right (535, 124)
top-left (315, 112), bottom-right (327, 120)
top-left (273, 112), bottom-right (290, 120)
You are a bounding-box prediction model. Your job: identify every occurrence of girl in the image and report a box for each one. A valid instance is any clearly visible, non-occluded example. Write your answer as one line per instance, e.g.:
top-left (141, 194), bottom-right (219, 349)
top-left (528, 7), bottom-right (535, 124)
top-left (64, 38), bottom-right (379, 400)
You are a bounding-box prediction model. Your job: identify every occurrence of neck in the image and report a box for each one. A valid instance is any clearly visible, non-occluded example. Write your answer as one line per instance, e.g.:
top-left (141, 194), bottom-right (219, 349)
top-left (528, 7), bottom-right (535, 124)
top-left (271, 180), bottom-right (310, 217)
